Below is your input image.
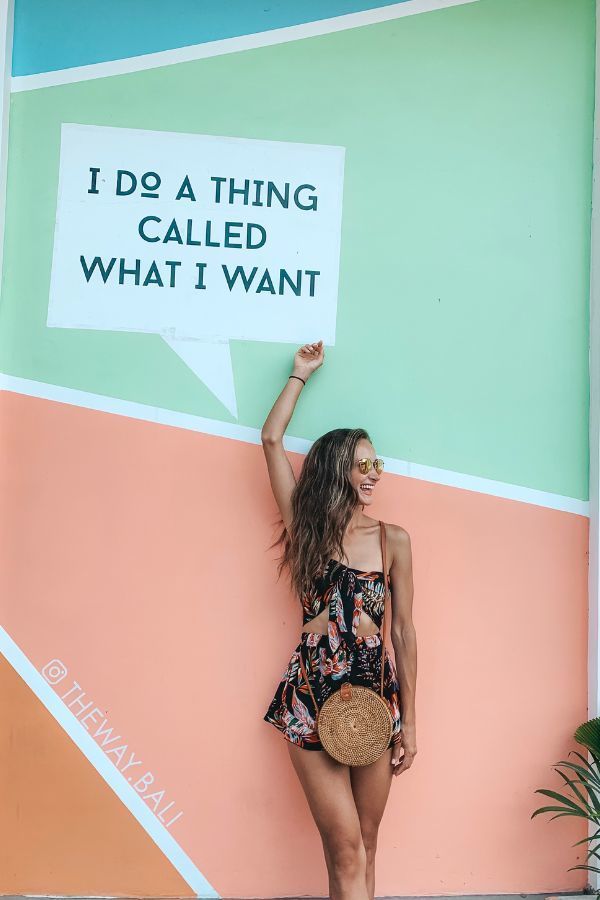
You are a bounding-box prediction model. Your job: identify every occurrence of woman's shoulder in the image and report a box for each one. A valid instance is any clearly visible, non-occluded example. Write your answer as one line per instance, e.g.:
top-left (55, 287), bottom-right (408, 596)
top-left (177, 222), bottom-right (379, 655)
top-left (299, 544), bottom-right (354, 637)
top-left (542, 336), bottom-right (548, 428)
top-left (380, 520), bottom-right (412, 556)
top-left (382, 524), bottom-right (412, 577)
top-left (377, 517), bottom-right (410, 539)
top-left (382, 521), bottom-right (410, 538)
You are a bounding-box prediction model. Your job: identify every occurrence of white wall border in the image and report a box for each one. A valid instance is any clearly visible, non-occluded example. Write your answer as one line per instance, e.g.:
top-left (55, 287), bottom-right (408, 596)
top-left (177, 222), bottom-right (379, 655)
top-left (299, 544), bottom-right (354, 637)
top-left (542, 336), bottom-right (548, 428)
top-left (587, 1), bottom-right (600, 893)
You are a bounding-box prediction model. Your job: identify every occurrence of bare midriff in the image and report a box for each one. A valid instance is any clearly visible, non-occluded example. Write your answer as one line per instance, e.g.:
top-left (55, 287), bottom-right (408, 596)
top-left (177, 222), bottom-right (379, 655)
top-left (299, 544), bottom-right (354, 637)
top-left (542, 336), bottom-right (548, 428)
top-left (302, 608), bottom-right (380, 637)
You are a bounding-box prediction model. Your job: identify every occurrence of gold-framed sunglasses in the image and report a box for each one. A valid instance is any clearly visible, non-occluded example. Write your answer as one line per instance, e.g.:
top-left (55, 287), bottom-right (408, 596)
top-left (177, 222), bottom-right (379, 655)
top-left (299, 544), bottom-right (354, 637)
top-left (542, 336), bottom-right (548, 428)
top-left (356, 457), bottom-right (385, 476)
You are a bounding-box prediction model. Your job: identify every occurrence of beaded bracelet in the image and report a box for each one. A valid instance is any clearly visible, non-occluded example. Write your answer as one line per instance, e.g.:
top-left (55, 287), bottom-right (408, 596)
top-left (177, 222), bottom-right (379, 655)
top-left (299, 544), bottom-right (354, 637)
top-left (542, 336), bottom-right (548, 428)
top-left (289, 375), bottom-right (306, 386)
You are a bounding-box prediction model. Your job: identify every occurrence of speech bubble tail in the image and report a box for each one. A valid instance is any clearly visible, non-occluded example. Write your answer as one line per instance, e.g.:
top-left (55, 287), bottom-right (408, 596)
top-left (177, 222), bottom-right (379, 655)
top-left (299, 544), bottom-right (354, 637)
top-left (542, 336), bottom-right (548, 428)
top-left (161, 335), bottom-right (238, 418)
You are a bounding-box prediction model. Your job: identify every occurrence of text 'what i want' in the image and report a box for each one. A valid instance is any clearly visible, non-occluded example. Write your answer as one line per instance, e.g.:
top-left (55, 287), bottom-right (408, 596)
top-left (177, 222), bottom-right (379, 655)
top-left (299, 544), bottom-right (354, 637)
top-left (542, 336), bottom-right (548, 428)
top-left (79, 256), bottom-right (321, 297)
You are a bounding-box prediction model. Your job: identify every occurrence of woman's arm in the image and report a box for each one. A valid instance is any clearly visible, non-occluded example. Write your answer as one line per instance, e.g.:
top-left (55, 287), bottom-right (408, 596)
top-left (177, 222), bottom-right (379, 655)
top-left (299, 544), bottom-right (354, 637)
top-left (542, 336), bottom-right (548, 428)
top-left (261, 340), bottom-right (324, 531)
top-left (388, 524), bottom-right (417, 775)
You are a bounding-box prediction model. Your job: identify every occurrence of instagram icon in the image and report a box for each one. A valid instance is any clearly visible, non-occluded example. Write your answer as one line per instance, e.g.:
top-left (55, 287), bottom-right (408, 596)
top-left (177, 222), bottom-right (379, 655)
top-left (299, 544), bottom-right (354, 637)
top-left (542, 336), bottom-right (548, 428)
top-left (42, 659), bottom-right (68, 684)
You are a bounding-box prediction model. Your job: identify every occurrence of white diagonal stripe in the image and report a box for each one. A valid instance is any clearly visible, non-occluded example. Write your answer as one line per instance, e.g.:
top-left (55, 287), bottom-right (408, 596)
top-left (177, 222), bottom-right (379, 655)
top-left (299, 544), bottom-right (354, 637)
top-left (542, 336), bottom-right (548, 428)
top-left (0, 372), bottom-right (589, 516)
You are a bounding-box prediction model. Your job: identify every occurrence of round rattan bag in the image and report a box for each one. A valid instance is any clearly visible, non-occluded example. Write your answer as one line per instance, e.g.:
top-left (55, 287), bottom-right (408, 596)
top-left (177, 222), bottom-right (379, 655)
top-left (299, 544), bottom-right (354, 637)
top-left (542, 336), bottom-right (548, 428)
top-left (297, 520), bottom-right (394, 767)
top-left (317, 681), bottom-right (393, 766)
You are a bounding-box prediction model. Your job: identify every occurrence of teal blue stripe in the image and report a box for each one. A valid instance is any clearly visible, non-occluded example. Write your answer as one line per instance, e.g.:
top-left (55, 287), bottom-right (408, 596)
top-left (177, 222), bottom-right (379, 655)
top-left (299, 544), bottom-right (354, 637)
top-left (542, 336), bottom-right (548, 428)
top-left (12, 0), bottom-right (411, 76)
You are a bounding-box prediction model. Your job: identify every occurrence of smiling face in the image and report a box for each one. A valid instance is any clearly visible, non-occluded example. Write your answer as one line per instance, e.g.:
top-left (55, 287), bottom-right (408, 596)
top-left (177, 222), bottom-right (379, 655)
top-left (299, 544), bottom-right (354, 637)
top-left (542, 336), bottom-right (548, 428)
top-left (350, 438), bottom-right (382, 505)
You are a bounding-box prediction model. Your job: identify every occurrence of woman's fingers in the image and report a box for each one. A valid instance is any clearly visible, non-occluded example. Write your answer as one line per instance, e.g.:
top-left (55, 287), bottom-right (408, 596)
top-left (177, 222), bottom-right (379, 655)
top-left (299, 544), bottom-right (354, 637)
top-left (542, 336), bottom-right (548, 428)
top-left (391, 741), bottom-right (417, 777)
top-left (390, 737), bottom-right (405, 776)
top-left (300, 340), bottom-right (323, 355)
top-left (294, 340), bottom-right (324, 371)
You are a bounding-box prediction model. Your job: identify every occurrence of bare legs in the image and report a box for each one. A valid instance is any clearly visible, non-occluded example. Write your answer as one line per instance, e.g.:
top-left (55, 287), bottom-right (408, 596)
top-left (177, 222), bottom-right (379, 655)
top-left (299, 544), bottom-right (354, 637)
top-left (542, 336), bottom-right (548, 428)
top-left (350, 750), bottom-right (395, 899)
top-left (286, 743), bottom-right (394, 900)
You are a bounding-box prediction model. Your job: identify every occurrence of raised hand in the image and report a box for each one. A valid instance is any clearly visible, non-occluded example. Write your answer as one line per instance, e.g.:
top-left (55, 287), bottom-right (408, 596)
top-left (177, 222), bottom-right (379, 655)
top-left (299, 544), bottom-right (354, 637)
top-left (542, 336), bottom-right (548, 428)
top-left (292, 340), bottom-right (325, 381)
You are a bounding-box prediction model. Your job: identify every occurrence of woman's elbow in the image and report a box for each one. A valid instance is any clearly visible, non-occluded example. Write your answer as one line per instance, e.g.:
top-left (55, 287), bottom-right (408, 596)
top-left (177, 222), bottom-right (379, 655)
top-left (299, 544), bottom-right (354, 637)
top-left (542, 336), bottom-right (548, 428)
top-left (261, 430), bottom-right (281, 445)
top-left (391, 622), bottom-right (416, 649)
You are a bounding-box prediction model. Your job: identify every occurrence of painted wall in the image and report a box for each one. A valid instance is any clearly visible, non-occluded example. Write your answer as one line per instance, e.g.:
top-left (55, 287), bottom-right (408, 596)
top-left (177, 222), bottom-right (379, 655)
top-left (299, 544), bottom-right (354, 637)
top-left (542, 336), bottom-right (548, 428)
top-left (0, 0), bottom-right (593, 897)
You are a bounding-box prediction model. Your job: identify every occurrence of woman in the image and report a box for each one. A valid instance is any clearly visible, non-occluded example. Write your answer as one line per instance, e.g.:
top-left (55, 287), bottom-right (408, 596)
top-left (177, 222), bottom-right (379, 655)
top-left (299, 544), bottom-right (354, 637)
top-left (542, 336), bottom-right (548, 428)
top-left (262, 339), bottom-right (418, 900)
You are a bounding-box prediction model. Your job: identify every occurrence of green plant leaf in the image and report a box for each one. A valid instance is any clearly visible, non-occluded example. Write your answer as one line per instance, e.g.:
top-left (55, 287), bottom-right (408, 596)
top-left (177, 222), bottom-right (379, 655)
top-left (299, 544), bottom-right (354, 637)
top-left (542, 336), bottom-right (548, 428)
top-left (531, 806), bottom-right (585, 820)
top-left (554, 768), bottom-right (597, 813)
top-left (534, 788), bottom-right (588, 813)
top-left (556, 758), bottom-right (600, 790)
top-left (570, 748), bottom-right (600, 773)
top-left (562, 751), bottom-right (600, 787)
top-left (567, 863), bottom-right (600, 874)
top-left (575, 718), bottom-right (600, 754)
top-left (573, 829), bottom-right (600, 847)
top-left (588, 748), bottom-right (600, 772)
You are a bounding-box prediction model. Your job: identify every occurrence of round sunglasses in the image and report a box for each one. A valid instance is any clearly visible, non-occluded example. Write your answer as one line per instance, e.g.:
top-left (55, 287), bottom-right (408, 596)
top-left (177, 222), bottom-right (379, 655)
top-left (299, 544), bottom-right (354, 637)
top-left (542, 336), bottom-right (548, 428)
top-left (356, 457), bottom-right (385, 476)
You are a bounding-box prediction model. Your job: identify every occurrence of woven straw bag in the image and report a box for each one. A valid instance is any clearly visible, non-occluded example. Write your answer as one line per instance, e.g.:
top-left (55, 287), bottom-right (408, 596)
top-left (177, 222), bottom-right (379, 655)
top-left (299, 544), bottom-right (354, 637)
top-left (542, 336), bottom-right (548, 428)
top-left (297, 520), bottom-right (393, 766)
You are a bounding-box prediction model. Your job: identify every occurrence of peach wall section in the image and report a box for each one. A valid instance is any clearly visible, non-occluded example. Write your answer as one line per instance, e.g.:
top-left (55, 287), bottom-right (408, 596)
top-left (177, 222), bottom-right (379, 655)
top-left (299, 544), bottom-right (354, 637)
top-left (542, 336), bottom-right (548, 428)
top-left (0, 654), bottom-right (195, 896)
top-left (0, 390), bottom-right (589, 897)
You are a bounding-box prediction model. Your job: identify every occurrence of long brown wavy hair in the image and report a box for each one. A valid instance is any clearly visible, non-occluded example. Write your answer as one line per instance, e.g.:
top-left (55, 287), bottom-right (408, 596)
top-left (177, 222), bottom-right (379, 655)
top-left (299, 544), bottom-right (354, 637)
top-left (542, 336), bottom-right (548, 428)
top-left (272, 427), bottom-right (371, 600)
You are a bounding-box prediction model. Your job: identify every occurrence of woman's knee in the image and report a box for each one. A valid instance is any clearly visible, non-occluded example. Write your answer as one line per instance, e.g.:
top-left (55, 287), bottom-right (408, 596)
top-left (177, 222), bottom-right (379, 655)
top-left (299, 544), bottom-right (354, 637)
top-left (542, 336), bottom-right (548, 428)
top-left (325, 832), bottom-right (367, 878)
top-left (360, 824), bottom-right (379, 863)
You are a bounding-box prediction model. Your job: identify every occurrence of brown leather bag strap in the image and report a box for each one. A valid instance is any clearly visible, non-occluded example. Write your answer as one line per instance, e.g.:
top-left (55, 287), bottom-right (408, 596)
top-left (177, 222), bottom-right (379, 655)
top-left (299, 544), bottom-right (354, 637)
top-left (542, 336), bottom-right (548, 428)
top-left (379, 519), bottom-right (390, 698)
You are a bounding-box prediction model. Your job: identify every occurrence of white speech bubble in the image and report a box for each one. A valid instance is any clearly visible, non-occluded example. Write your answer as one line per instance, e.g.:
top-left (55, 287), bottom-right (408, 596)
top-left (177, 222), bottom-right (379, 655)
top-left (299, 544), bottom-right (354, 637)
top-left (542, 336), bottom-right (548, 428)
top-left (47, 124), bottom-right (345, 417)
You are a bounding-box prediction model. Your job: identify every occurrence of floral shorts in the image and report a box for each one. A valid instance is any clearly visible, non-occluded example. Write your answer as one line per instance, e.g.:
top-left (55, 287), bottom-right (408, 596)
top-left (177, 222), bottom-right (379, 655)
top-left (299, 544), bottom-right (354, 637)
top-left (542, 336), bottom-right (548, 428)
top-left (263, 629), bottom-right (403, 752)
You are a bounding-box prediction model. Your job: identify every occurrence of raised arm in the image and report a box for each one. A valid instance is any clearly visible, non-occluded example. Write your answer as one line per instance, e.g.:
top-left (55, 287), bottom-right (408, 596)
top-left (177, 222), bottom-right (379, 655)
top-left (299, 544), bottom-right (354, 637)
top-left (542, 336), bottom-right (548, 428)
top-left (261, 340), bottom-right (324, 531)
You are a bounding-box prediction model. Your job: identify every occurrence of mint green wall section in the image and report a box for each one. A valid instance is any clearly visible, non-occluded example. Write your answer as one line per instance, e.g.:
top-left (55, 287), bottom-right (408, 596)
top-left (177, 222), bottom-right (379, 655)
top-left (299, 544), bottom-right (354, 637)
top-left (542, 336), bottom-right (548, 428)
top-left (0, 0), bottom-right (593, 499)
